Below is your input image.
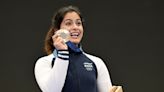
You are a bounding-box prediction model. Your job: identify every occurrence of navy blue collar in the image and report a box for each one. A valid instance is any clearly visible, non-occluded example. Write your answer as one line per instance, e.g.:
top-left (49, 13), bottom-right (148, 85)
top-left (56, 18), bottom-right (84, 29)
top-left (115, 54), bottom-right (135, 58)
top-left (66, 41), bottom-right (82, 54)
top-left (53, 41), bottom-right (83, 57)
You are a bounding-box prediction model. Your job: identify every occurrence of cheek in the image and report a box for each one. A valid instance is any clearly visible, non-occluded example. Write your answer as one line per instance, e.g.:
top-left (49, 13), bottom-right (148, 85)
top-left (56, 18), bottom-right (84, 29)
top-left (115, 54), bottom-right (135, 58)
top-left (80, 28), bottom-right (84, 36)
top-left (60, 25), bottom-right (66, 29)
top-left (60, 26), bottom-right (71, 31)
top-left (60, 23), bottom-right (68, 29)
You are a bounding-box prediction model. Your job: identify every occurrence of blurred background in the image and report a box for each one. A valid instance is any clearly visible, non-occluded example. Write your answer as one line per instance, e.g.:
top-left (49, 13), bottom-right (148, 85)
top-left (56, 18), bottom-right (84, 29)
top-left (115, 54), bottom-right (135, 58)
top-left (0, 0), bottom-right (164, 92)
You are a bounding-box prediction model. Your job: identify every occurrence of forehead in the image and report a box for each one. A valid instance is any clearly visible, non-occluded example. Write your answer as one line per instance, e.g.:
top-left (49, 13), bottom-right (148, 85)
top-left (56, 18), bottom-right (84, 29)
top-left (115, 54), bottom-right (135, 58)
top-left (63, 12), bottom-right (81, 20)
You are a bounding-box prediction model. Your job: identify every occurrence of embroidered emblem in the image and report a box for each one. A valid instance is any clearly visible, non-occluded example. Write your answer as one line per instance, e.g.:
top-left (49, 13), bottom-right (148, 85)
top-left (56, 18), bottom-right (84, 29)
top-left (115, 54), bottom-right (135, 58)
top-left (83, 62), bottom-right (93, 71)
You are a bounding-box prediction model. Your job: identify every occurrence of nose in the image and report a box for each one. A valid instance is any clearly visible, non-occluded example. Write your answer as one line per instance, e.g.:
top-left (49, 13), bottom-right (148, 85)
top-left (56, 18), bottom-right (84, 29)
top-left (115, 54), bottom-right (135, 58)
top-left (72, 22), bottom-right (78, 29)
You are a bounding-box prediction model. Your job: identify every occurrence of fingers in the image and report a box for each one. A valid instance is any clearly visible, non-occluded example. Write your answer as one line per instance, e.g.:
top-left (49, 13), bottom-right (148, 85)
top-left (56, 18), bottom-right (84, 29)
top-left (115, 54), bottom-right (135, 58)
top-left (115, 86), bottom-right (123, 92)
top-left (52, 33), bottom-right (59, 42)
top-left (109, 86), bottom-right (123, 92)
top-left (109, 86), bottom-right (118, 92)
top-left (52, 33), bottom-right (68, 50)
top-left (52, 33), bottom-right (63, 44)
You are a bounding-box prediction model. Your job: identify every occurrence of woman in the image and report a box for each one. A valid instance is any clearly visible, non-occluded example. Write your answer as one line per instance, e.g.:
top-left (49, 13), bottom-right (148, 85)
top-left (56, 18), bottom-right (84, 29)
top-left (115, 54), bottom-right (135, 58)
top-left (34, 5), bottom-right (117, 92)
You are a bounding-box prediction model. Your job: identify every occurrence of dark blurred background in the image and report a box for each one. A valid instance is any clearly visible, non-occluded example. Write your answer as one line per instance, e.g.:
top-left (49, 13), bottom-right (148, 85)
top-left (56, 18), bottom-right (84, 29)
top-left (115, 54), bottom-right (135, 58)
top-left (0, 0), bottom-right (164, 92)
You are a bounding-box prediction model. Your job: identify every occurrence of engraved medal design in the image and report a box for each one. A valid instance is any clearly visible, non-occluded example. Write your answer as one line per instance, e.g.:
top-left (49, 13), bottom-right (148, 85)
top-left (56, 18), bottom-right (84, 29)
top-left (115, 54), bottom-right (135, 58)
top-left (56, 29), bottom-right (70, 42)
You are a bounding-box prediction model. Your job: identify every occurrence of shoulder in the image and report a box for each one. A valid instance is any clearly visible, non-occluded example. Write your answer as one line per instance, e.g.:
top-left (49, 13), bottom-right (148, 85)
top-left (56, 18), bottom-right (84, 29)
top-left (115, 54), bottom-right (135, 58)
top-left (83, 53), bottom-right (106, 69)
top-left (35, 54), bottom-right (54, 67)
top-left (84, 53), bottom-right (103, 62)
top-left (37, 54), bottom-right (53, 61)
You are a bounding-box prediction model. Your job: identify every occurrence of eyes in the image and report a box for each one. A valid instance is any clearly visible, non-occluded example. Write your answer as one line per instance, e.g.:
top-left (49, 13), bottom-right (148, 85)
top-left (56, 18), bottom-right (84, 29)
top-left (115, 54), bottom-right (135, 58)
top-left (64, 19), bottom-right (82, 27)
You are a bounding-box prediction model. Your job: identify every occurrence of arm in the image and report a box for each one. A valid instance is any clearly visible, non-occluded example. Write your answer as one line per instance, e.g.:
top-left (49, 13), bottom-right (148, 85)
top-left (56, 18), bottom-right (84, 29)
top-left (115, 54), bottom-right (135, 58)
top-left (96, 59), bottom-right (123, 92)
top-left (97, 58), bottom-right (113, 92)
top-left (34, 54), bottom-right (69, 92)
top-left (34, 29), bottom-right (70, 92)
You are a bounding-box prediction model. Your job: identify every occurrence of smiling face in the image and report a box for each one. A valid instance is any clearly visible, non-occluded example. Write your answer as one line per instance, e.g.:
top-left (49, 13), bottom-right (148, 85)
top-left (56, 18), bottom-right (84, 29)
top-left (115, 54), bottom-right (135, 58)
top-left (60, 11), bottom-right (84, 44)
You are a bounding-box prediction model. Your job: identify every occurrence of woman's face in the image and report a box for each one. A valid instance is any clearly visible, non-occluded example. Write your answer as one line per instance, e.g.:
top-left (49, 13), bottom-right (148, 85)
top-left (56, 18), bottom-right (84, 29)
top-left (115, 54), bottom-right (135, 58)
top-left (60, 11), bottom-right (84, 44)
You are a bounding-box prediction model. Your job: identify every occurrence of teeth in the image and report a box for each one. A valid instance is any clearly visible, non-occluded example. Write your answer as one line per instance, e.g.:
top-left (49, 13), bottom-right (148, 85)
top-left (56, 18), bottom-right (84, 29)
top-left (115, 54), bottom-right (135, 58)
top-left (71, 33), bottom-right (78, 35)
top-left (70, 32), bottom-right (79, 38)
top-left (71, 33), bottom-right (79, 36)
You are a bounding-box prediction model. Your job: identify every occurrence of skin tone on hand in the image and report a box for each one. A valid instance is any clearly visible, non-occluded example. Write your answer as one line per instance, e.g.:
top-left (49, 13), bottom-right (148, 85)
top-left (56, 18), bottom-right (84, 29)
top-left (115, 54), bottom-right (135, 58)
top-left (52, 11), bottom-right (84, 50)
top-left (109, 86), bottom-right (123, 92)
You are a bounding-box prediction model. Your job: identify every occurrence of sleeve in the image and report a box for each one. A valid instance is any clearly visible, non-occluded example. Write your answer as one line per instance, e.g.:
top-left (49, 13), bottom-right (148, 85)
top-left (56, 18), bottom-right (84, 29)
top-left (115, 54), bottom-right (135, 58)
top-left (34, 50), bottom-right (69, 92)
top-left (96, 58), bottom-right (113, 92)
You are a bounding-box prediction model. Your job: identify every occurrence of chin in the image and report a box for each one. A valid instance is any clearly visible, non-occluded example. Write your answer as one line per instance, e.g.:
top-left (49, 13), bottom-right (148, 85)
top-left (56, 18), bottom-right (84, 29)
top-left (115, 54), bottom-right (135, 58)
top-left (70, 39), bottom-right (80, 44)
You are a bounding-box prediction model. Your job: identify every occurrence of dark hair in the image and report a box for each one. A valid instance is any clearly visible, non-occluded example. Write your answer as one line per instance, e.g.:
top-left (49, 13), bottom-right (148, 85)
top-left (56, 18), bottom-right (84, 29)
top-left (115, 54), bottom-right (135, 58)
top-left (44, 5), bottom-right (84, 55)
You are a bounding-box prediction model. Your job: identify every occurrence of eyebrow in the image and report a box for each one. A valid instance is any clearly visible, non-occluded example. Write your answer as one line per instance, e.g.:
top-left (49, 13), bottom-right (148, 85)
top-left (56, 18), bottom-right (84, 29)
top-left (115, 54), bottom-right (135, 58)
top-left (63, 19), bottom-right (81, 22)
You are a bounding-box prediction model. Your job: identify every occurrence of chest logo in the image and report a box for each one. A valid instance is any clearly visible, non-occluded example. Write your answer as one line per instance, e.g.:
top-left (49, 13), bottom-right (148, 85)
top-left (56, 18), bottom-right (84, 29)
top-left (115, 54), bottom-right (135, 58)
top-left (83, 62), bottom-right (93, 71)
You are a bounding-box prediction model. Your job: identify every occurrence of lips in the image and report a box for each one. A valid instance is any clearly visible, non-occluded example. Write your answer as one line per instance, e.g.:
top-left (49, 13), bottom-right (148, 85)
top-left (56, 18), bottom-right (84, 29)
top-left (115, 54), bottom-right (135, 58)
top-left (70, 32), bottom-right (80, 38)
